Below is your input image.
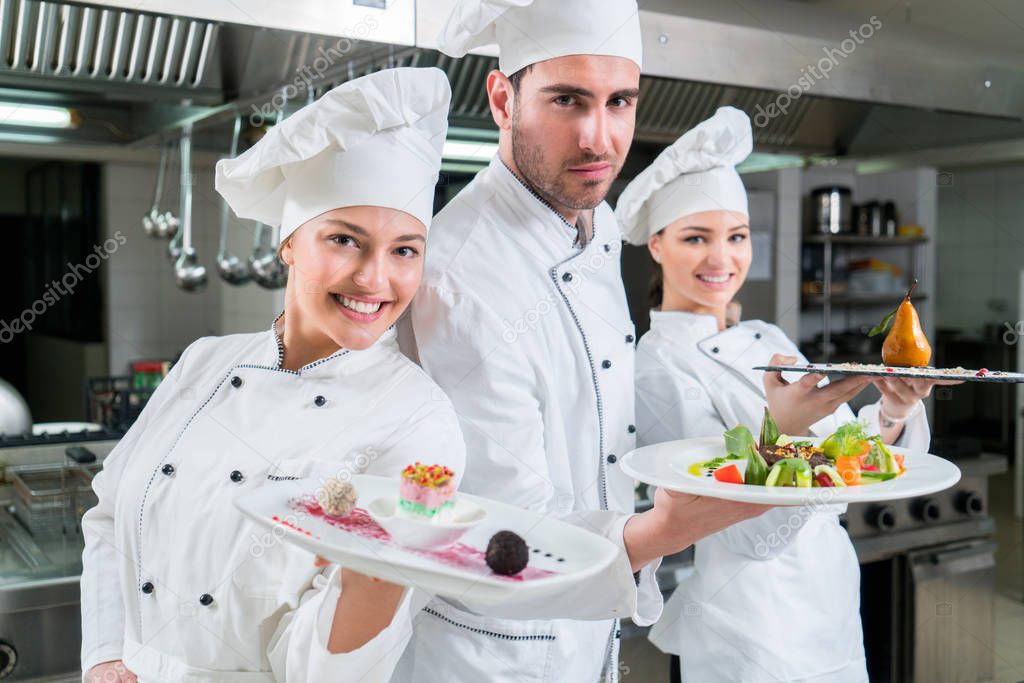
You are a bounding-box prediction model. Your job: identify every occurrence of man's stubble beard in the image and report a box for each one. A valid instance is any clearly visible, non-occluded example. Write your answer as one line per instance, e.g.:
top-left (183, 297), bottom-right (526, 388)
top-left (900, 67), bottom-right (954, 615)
top-left (510, 105), bottom-right (615, 212)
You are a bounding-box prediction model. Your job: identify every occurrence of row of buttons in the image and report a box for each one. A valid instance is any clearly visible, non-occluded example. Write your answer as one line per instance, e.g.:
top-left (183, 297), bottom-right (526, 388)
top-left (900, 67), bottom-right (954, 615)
top-left (231, 375), bottom-right (327, 407)
top-left (709, 332), bottom-right (763, 354)
top-left (160, 463), bottom-right (245, 484)
top-left (140, 581), bottom-right (214, 606)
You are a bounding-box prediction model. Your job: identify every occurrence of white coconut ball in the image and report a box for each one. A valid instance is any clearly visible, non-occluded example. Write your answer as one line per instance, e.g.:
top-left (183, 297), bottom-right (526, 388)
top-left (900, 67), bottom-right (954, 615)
top-left (317, 478), bottom-right (358, 517)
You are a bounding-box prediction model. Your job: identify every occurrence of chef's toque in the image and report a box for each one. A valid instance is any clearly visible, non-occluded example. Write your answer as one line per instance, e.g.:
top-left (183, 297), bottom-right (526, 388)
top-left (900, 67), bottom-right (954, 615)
top-left (615, 106), bottom-right (753, 245)
top-left (216, 67), bottom-right (451, 243)
top-left (437, 0), bottom-right (642, 76)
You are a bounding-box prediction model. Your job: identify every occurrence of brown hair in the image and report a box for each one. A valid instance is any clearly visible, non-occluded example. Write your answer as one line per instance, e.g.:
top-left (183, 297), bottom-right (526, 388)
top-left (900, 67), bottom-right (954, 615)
top-left (648, 228), bottom-right (664, 308)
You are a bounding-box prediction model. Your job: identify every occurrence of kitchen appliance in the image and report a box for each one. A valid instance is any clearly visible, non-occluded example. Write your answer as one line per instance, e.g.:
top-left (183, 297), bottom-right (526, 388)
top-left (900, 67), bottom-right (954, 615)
top-left (847, 444), bottom-right (1005, 683)
top-left (809, 185), bottom-right (852, 235)
top-left (0, 429), bottom-right (120, 681)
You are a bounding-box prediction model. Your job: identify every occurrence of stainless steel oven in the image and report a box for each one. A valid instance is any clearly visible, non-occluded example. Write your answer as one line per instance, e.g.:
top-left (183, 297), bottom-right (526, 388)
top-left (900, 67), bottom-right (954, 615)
top-left (0, 431), bottom-right (119, 681)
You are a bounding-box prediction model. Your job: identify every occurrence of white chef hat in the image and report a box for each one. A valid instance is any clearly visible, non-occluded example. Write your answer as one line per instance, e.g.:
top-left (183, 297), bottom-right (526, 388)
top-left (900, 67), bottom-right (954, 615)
top-left (437, 0), bottom-right (643, 76)
top-left (215, 67), bottom-right (451, 243)
top-left (615, 106), bottom-right (753, 246)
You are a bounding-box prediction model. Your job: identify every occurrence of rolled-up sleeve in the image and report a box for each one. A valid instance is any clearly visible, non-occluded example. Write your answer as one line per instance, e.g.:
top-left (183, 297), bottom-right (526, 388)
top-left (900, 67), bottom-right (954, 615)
top-left (267, 566), bottom-right (431, 682)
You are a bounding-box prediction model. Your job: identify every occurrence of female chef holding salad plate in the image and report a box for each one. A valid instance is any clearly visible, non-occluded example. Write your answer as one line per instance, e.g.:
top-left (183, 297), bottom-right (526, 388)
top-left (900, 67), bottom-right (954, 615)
top-left (616, 107), bottom-right (956, 682)
top-left (81, 67), bottom-right (464, 681)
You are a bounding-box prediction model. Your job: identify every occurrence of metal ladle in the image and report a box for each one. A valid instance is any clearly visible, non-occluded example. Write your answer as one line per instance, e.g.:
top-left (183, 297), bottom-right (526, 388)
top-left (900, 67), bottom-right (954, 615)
top-left (246, 88), bottom-right (291, 289)
top-left (155, 139), bottom-right (180, 240)
top-left (173, 122), bottom-right (208, 292)
top-left (217, 114), bottom-right (251, 285)
top-left (248, 222), bottom-right (287, 289)
top-left (142, 143), bottom-right (169, 237)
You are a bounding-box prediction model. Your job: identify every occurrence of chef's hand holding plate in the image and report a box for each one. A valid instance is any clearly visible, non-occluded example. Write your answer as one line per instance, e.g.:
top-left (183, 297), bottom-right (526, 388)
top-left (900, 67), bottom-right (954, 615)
top-left (86, 660), bottom-right (137, 682)
top-left (872, 376), bottom-right (963, 422)
top-left (763, 354), bottom-right (873, 435)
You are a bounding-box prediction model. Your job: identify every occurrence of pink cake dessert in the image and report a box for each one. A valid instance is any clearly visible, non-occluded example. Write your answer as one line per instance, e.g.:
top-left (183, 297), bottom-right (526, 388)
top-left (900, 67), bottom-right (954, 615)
top-left (398, 463), bottom-right (456, 522)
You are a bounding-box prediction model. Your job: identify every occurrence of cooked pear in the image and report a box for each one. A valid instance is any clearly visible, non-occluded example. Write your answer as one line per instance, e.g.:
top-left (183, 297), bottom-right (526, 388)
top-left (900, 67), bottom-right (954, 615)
top-left (881, 283), bottom-right (931, 367)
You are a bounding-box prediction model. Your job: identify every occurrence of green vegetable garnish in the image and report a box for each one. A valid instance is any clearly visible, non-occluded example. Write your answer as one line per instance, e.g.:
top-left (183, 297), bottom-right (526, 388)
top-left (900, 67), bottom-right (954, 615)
top-left (821, 421), bottom-right (870, 461)
top-left (865, 436), bottom-right (900, 474)
top-left (813, 464), bottom-right (847, 487)
top-left (759, 407), bottom-right (780, 449)
top-left (765, 458), bottom-right (813, 488)
top-left (724, 424), bottom-right (768, 486)
top-left (860, 470), bottom-right (900, 483)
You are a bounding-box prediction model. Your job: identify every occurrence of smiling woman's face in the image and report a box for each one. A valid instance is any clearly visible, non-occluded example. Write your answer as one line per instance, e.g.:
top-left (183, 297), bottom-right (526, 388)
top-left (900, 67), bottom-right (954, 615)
top-left (649, 209), bottom-right (752, 317)
top-left (281, 206), bottom-right (426, 351)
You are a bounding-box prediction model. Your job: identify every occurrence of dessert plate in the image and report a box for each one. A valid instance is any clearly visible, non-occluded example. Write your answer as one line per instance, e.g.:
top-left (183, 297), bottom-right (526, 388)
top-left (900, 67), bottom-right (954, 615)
top-left (235, 474), bottom-right (619, 606)
top-left (620, 436), bottom-right (961, 506)
top-left (754, 362), bottom-right (1024, 383)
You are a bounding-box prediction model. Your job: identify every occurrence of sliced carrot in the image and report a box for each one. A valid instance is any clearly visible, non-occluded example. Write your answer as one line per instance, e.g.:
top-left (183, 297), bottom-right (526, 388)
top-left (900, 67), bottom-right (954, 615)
top-left (836, 455), bottom-right (862, 486)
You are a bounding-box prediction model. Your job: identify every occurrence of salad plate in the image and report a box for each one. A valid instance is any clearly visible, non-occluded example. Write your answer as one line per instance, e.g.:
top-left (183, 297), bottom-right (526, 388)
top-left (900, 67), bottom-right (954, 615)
top-left (620, 412), bottom-right (961, 506)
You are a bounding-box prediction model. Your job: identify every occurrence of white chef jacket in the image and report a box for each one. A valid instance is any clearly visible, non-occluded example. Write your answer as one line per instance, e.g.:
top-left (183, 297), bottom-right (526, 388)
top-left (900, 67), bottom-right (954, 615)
top-left (636, 309), bottom-right (929, 683)
top-left (397, 157), bottom-right (662, 682)
top-left (80, 321), bottom-right (465, 682)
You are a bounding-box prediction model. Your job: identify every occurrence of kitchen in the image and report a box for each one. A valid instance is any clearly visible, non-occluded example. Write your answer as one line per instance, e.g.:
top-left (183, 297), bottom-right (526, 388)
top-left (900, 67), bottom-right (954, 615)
top-left (0, 0), bottom-right (1022, 680)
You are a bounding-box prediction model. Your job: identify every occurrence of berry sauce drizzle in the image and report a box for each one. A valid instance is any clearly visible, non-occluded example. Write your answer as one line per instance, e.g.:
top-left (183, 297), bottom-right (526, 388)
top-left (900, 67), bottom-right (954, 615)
top-left (288, 496), bottom-right (557, 582)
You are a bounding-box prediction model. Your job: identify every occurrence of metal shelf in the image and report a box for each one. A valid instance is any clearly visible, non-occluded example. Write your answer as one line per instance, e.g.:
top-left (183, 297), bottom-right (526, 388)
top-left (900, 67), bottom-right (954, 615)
top-left (804, 234), bottom-right (928, 246)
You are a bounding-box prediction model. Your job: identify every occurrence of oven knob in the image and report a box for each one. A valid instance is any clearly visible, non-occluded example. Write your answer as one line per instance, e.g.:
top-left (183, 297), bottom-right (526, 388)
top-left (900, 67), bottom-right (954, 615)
top-left (956, 491), bottom-right (984, 516)
top-left (0, 641), bottom-right (17, 678)
top-left (913, 498), bottom-right (942, 524)
top-left (869, 505), bottom-right (896, 532)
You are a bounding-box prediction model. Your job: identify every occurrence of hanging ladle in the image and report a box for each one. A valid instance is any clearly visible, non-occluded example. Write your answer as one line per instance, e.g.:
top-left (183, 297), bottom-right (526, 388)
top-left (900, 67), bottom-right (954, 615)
top-left (247, 87), bottom-right (292, 289)
top-left (142, 143), bottom-right (169, 237)
top-left (173, 122), bottom-right (208, 292)
top-left (154, 139), bottom-right (180, 240)
top-left (248, 222), bottom-right (287, 289)
top-left (217, 114), bottom-right (251, 285)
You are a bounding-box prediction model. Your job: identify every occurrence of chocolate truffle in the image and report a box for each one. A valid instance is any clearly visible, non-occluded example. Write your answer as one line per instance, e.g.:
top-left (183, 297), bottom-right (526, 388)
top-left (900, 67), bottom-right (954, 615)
top-left (485, 530), bottom-right (529, 576)
top-left (317, 478), bottom-right (358, 517)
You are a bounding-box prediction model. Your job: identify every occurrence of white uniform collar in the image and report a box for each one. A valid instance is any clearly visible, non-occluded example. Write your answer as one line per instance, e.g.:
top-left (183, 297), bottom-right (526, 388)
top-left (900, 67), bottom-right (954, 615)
top-left (648, 308), bottom-right (721, 340)
top-left (265, 312), bottom-right (398, 377)
top-left (487, 156), bottom-right (603, 262)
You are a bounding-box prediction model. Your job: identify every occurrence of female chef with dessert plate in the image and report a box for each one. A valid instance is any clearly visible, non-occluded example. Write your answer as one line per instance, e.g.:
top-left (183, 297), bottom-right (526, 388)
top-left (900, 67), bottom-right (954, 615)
top-left (80, 67), bottom-right (465, 682)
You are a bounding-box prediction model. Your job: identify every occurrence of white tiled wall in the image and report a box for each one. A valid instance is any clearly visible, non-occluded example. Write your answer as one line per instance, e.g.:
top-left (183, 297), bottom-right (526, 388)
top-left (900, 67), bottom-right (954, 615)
top-left (102, 161), bottom-right (282, 374)
top-left (936, 164), bottom-right (1024, 336)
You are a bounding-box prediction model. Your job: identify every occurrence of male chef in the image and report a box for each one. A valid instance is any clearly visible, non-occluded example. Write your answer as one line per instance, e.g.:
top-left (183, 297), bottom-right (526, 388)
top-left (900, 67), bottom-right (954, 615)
top-left (397, 2), bottom-right (767, 681)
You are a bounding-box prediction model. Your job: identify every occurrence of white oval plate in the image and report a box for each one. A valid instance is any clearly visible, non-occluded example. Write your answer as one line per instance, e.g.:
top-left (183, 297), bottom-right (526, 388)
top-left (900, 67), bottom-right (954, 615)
top-left (620, 436), bottom-right (961, 506)
top-left (235, 474), bottom-right (619, 606)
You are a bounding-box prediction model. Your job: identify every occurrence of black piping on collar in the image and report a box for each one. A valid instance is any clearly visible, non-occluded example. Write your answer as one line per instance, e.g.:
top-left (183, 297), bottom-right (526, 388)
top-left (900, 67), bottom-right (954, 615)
top-left (270, 312), bottom-right (349, 375)
top-left (499, 158), bottom-right (593, 248)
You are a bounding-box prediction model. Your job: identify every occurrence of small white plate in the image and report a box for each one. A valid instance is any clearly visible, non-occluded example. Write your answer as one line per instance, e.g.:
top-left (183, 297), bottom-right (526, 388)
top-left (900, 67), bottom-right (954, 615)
top-left (235, 475), bottom-right (620, 606)
top-left (620, 436), bottom-right (961, 506)
top-left (366, 496), bottom-right (486, 549)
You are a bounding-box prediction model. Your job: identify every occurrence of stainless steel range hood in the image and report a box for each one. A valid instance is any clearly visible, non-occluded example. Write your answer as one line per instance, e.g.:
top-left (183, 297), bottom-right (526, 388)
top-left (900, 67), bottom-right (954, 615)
top-left (0, 0), bottom-right (1020, 165)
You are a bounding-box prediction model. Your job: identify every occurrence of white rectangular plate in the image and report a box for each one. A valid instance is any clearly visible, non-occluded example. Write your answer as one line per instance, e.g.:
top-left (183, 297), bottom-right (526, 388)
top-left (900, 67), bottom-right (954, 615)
top-left (620, 436), bottom-right (961, 506)
top-left (234, 475), bottom-right (620, 606)
top-left (754, 363), bottom-right (1024, 383)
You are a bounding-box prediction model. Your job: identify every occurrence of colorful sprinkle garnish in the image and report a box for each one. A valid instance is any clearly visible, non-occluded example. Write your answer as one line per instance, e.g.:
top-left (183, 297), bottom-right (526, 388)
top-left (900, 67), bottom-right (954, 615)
top-left (401, 462), bottom-right (454, 487)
